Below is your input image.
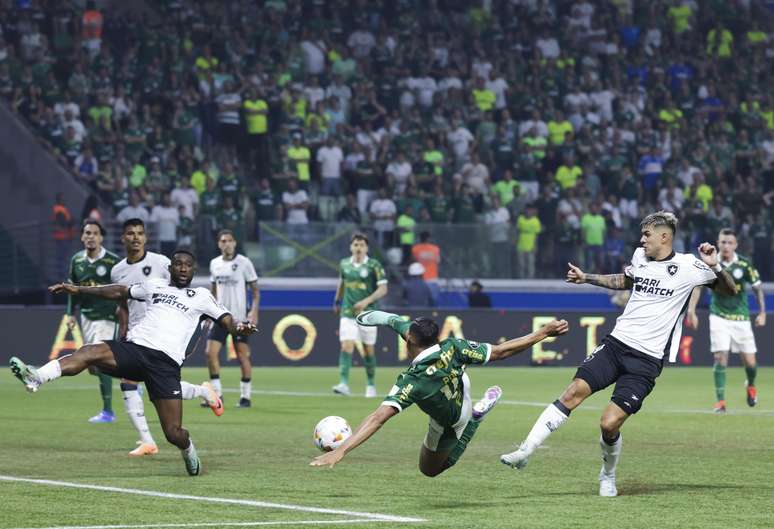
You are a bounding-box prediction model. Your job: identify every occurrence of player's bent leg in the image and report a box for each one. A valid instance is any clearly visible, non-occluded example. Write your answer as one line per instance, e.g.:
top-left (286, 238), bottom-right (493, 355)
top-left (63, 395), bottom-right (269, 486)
top-left (741, 352), bottom-right (758, 406)
top-left (122, 381), bottom-right (158, 455)
top-left (418, 445), bottom-right (450, 477)
top-left (598, 402), bottom-right (629, 497)
top-left (152, 398), bottom-right (200, 476)
top-left (205, 340), bottom-right (223, 397)
top-left (333, 339), bottom-right (355, 396)
top-left (362, 344), bottom-right (377, 397)
top-left (236, 343), bottom-right (252, 407)
top-left (11, 343), bottom-right (118, 393)
top-left (713, 351), bottom-right (729, 412)
top-left (558, 378), bottom-right (594, 411)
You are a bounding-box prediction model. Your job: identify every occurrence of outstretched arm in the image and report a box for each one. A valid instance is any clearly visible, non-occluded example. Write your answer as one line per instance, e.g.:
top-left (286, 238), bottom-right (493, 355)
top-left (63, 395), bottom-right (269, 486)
top-left (685, 287), bottom-right (701, 329)
top-left (217, 313), bottom-right (257, 336)
top-left (49, 282), bottom-right (129, 300)
top-left (310, 405), bottom-right (398, 468)
top-left (566, 262), bottom-right (633, 290)
top-left (489, 319), bottom-right (569, 361)
top-left (753, 284), bottom-right (767, 327)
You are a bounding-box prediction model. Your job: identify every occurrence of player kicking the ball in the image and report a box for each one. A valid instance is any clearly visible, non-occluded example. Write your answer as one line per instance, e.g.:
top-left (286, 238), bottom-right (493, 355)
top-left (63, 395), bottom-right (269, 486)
top-left (10, 250), bottom-right (256, 476)
top-left (500, 211), bottom-right (736, 496)
top-left (311, 310), bottom-right (568, 476)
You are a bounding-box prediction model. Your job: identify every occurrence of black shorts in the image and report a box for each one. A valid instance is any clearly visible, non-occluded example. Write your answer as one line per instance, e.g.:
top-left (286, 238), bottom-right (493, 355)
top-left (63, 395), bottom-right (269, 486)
top-left (104, 340), bottom-right (181, 401)
top-left (208, 323), bottom-right (249, 345)
top-left (574, 335), bottom-right (663, 414)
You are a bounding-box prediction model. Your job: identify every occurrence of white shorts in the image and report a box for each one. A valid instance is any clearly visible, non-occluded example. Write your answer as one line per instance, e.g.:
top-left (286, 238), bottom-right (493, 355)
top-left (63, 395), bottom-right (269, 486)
top-left (339, 317), bottom-right (377, 345)
top-left (423, 373), bottom-right (472, 452)
top-left (80, 317), bottom-right (117, 344)
top-left (709, 314), bottom-right (757, 354)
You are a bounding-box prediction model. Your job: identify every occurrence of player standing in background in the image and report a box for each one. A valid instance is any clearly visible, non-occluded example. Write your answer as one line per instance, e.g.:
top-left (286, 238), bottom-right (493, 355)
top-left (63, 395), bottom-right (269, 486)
top-left (500, 211), bottom-right (736, 497)
top-left (311, 310), bottom-right (568, 475)
top-left (206, 230), bottom-right (260, 407)
top-left (686, 228), bottom-right (767, 413)
top-left (67, 220), bottom-right (120, 423)
top-left (12, 250), bottom-right (255, 476)
top-left (332, 233), bottom-right (388, 398)
top-left (112, 219), bottom-right (223, 457)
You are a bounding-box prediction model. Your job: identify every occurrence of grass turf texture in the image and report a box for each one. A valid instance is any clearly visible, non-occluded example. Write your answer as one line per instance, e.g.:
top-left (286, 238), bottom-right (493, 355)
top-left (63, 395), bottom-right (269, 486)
top-left (2, 366), bottom-right (773, 529)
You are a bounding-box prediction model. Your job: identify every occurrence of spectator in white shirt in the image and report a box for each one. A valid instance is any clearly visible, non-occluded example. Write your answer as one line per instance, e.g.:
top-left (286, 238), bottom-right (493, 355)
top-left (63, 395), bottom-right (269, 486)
top-left (116, 192), bottom-right (150, 224)
top-left (317, 137), bottom-right (344, 196)
top-left (447, 121), bottom-right (476, 166)
top-left (304, 76), bottom-right (326, 108)
top-left (170, 175), bottom-right (199, 220)
top-left (300, 36), bottom-right (327, 75)
top-left (386, 151), bottom-right (413, 195)
top-left (486, 70), bottom-right (509, 110)
top-left (150, 192), bottom-right (180, 257)
top-left (369, 187), bottom-right (397, 248)
top-left (282, 178), bottom-right (309, 225)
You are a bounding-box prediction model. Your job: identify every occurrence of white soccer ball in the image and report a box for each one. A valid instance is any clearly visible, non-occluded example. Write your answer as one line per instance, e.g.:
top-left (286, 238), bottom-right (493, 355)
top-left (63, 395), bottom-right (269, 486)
top-left (313, 416), bottom-right (352, 452)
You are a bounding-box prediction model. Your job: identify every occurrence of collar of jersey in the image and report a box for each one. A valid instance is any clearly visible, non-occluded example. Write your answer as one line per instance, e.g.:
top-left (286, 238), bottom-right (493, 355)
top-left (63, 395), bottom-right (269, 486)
top-left (411, 344), bottom-right (440, 365)
top-left (350, 256), bottom-right (369, 267)
top-left (86, 247), bottom-right (106, 263)
top-left (127, 251), bottom-right (148, 265)
top-left (649, 250), bottom-right (675, 262)
top-left (721, 252), bottom-right (738, 267)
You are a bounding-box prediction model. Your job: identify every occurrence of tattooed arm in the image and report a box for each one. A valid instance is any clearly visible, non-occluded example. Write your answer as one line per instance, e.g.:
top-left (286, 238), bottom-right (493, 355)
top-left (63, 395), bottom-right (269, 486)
top-left (566, 262), bottom-right (633, 291)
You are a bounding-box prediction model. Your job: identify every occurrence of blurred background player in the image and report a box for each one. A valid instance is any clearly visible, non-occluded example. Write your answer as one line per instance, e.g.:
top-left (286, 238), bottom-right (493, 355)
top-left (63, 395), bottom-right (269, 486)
top-left (66, 220), bottom-right (119, 423)
top-left (112, 218), bottom-right (222, 456)
top-left (687, 228), bottom-right (767, 413)
top-left (311, 310), bottom-right (568, 475)
top-left (206, 229), bottom-right (260, 408)
top-left (332, 233), bottom-right (388, 397)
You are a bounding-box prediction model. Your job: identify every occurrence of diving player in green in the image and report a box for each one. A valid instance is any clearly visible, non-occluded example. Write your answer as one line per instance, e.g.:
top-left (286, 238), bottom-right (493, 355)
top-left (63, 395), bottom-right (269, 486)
top-left (687, 228), bottom-right (767, 412)
top-left (311, 310), bottom-right (569, 476)
top-left (66, 220), bottom-right (120, 423)
top-left (332, 233), bottom-right (388, 398)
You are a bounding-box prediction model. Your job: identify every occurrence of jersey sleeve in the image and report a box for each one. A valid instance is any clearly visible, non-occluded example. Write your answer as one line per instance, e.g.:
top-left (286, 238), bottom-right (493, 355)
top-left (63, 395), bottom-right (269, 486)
top-left (244, 257), bottom-right (259, 283)
top-left (373, 260), bottom-right (388, 286)
top-left (381, 373), bottom-right (424, 413)
top-left (451, 338), bottom-right (492, 365)
top-left (202, 290), bottom-right (229, 321)
top-left (689, 258), bottom-right (717, 286)
top-left (209, 259), bottom-right (216, 283)
top-left (128, 281), bottom-right (151, 301)
top-left (160, 255), bottom-right (171, 280)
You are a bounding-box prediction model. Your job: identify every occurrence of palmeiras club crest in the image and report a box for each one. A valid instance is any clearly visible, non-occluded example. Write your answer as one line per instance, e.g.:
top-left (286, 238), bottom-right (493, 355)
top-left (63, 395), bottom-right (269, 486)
top-left (667, 264), bottom-right (679, 276)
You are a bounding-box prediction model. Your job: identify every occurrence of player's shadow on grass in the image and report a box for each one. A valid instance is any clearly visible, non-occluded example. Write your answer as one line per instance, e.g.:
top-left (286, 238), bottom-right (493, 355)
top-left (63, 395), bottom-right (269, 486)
top-left (621, 482), bottom-right (752, 496)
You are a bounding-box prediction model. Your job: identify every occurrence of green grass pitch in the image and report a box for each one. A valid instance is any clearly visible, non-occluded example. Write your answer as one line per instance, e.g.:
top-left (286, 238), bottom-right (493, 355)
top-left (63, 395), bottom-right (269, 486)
top-left (2, 365), bottom-right (773, 529)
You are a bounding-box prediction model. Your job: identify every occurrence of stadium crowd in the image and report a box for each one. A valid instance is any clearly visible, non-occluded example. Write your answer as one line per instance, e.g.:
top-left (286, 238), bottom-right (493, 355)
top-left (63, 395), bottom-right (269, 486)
top-left (1, 0), bottom-right (773, 279)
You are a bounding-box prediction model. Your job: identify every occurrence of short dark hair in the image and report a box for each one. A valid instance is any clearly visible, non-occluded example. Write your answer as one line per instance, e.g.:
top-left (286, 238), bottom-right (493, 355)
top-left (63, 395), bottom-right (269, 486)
top-left (719, 228), bottom-right (736, 238)
top-left (82, 219), bottom-right (105, 236)
top-left (122, 218), bottom-right (145, 232)
top-left (409, 317), bottom-right (439, 348)
top-left (351, 232), bottom-right (369, 245)
top-left (640, 211), bottom-right (678, 234)
top-left (172, 248), bottom-right (196, 261)
top-left (217, 229), bottom-right (235, 241)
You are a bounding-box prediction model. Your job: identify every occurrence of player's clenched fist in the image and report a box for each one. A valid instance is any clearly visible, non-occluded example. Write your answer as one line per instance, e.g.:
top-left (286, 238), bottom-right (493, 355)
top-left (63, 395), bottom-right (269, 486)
top-left (49, 283), bottom-right (79, 295)
top-left (697, 243), bottom-right (719, 266)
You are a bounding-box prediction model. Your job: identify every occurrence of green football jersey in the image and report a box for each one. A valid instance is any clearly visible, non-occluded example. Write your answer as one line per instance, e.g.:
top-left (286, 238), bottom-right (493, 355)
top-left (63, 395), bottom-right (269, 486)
top-left (67, 248), bottom-right (120, 322)
top-left (339, 256), bottom-right (387, 318)
top-left (382, 338), bottom-right (492, 427)
top-left (710, 254), bottom-right (761, 321)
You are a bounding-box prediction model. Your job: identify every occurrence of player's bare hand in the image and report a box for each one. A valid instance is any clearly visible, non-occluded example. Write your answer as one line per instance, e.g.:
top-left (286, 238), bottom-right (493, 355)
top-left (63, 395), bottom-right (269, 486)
top-left (755, 313), bottom-right (766, 327)
top-left (685, 311), bottom-right (699, 330)
top-left (333, 303), bottom-right (340, 315)
top-left (353, 300), bottom-right (369, 313)
top-left (542, 319), bottom-right (569, 337)
top-left (698, 243), bottom-right (719, 267)
top-left (49, 283), bottom-right (79, 295)
top-left (235, 322), bottom-right (258, 336)
top-left (248, 311), bottom-right (258, 326)
top-left (66, 315), bottom-right (77, 330)
top-left (310, 449), bottom-right (344, 468)
top-left (566, 263), bottom-right (586, 284)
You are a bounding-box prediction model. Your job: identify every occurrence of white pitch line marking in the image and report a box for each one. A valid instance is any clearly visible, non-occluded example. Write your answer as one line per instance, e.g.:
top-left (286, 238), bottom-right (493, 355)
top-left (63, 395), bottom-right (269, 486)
top-left (0, 476), bottom-right (425, 524)
top-left (8, 521), bottom-right (383, 529)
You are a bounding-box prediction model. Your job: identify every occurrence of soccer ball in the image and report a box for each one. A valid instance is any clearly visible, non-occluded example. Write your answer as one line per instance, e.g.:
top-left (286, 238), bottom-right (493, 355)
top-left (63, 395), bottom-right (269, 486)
top-left (313, 416), bottom-right (352, 452)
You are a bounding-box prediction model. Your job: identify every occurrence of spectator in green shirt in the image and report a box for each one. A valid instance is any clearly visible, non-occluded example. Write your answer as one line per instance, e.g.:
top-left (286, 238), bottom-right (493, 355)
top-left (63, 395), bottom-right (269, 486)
top-left (516, 204), bottom-right (542, 279)
top-left (397, 205), bottom-right (417, 265)
top-left (580, 202), bottom-right (606, 272)
top-left (491, 169), bottom-right (521, 207)
top-left (555, 153), bottom-right (583, 190)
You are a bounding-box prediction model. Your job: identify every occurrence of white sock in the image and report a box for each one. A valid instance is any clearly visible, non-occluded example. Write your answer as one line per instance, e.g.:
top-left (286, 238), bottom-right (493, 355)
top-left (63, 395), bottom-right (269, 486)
top-left (521, 401), bottom-right (570, 456)
top-left (180, 381), bottom-right (206, 400)
top-left (37, 360), bottom-right (62, 383)
top-left (240, 379), bottom-right (252, 400)
top-left (183, 439), bottom-right (196, 456)
top-left (600, 434), bottom-right (622, 475)
top-left (211, 377), bottom-right (222, 396)
top-left (123, 389), bottom-right (155, 445)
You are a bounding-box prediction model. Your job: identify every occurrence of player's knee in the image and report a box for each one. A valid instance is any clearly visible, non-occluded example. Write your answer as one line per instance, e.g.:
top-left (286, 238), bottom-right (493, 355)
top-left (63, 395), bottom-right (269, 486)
top-left (419, 464), bottom-right (443, 478)
top-left (560, 380), bottom-right (589, 407)
top-left (162, 424), bottom-right (188, 447)
top-left (599, 415), bottom-right (621, 435)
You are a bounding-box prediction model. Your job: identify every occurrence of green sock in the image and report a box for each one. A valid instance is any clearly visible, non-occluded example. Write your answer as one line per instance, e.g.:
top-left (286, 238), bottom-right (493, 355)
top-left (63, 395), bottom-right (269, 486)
top-left (339, 351), bottom-right (352, 385)
top-left (388, 316), bottom-right (412, 339)
top-left (98, 372), bottom-right (113, 413)
top-left (714, 363), bottom-right (726, 401)
top-left (364, 354), bottom-right (376, 385)
top-left (745, 365), bottom-right (757, 386)
top-left (444, 418), bottom-right (481, 469)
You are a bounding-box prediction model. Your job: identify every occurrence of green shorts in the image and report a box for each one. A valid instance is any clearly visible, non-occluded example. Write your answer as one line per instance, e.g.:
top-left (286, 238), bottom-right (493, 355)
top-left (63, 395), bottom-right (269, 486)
top-left (423, 373), bottom-right (472, 453)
